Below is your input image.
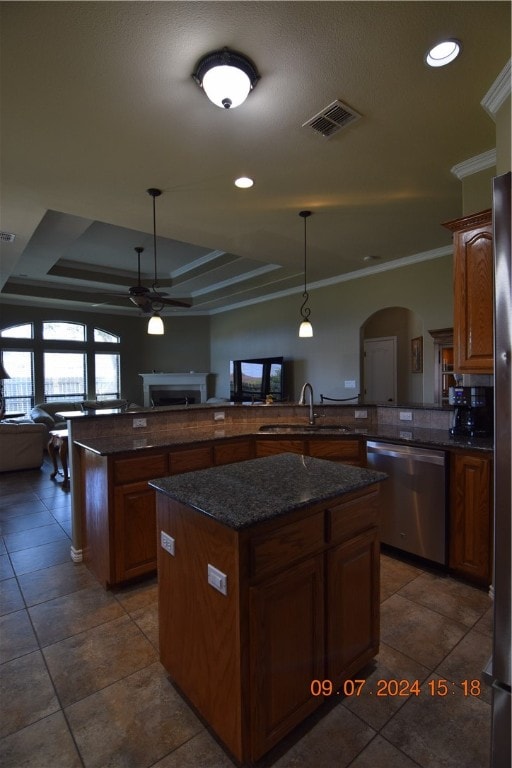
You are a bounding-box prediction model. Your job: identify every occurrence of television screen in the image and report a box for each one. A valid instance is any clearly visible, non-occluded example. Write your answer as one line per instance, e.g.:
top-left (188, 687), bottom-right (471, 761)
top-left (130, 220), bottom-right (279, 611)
top-left (230, 357), bottom-right (284, 402)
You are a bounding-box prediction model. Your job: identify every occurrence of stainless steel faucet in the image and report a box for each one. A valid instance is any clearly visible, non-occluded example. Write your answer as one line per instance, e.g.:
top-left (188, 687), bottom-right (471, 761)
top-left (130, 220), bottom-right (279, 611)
top-left (299, 382), bottom-right (316, 424)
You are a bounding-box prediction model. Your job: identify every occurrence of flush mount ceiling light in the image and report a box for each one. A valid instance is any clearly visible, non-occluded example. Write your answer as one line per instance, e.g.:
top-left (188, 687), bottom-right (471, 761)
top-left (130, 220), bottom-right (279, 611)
top-left (425, 39), bottom-right (462, 67)
top-left (298, 210), bottom-right (313, 338)
top-left (192, 47), bottom-right (260, 109)
top-left (234, 176), bottom-right (254, 188)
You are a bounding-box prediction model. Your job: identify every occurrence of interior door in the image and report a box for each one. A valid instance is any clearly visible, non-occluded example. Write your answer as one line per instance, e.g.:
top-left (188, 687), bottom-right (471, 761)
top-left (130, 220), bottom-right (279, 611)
top-left (363, 337), bottom-right (397, 403)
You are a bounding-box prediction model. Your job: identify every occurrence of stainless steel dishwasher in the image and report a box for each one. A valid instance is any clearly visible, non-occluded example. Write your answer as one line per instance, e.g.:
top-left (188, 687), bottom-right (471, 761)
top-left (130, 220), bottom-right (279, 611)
top-left (366, 441), bottom-right (447, 565)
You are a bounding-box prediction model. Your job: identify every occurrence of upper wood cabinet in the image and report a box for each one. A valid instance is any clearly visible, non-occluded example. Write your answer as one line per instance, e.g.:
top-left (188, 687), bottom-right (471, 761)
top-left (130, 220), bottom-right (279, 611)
top-left (443, 210), bottom-right (493, 373)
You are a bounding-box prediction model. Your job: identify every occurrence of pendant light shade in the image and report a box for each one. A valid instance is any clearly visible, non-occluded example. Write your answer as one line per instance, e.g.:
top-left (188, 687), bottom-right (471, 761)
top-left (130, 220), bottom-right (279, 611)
top-left (192, 48), bottom-right (260, 109)
top-left (298, 210), bottom-right (313, 338)
top-left (147, 312), bottom-right (164, 335)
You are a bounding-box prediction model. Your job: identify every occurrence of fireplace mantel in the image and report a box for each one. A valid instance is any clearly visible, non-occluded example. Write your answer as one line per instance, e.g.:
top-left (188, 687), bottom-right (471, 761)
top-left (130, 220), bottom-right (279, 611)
top-left (139, 372), bottom-right (210, 406)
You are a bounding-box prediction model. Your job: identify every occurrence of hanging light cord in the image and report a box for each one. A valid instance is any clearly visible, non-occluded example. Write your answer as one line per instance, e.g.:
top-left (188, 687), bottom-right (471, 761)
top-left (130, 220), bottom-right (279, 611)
top-left (147, 188), bottom-right (162, 293)
top-left (299, 210), bottom-right (312, 321)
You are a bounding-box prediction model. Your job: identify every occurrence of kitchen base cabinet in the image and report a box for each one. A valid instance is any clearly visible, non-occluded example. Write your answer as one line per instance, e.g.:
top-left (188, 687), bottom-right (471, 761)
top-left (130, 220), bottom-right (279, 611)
top-left (449, 451), bottom-right (493, 586)
top-left (113, 481), bottom-right (158, 584)
top-left (249, 554), bottom-right (325, 758)
top-left (155, 459), bottom-right (382, 765)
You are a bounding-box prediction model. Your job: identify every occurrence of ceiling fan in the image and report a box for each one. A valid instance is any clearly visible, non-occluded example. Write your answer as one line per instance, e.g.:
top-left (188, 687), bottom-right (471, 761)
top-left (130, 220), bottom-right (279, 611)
top-left (125, 244), bottom-right (191, 314)
top-left (96, 188), bottom-right (191, 314)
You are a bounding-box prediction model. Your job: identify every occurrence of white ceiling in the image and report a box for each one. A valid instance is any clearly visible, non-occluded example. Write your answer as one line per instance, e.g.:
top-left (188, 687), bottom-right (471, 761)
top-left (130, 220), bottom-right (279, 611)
top-left (0, 1), bottom-right (510, 317)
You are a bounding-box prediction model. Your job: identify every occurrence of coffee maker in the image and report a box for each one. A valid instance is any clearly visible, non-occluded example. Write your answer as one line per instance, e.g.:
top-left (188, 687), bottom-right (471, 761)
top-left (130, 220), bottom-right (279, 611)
top-left (449, 386), bottom-right (493, 438)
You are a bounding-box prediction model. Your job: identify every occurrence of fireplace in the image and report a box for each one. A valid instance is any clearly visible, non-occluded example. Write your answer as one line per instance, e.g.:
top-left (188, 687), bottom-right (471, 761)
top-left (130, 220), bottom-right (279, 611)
top-left (139, 373), bottom-right (210, 407)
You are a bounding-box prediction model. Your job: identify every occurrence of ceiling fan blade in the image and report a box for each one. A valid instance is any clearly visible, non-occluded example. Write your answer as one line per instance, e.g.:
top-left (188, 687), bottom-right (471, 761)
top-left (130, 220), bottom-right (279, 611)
top-left (155, 296), bottom-right (192, 308)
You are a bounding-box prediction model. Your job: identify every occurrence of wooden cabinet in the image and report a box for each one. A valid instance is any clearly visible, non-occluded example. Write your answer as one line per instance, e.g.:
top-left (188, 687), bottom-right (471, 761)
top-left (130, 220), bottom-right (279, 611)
top-left (156, 481), bottom-right (380, 763)
top-left (80, 448), bottom-right (168, 588)
top-left (256, 435), bottom-right (364, 465)
top-left (449, 451), bottom-right (493, 585)
top-left (443, 210), bottom-right (493, 373)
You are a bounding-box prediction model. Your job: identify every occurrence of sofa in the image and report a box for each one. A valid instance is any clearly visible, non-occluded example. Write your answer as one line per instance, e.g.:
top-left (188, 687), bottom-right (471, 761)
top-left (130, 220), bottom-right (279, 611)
top-left (30, 399), bottom-right (129, 438)
top-left (0, 421), bottom-right (47, 472)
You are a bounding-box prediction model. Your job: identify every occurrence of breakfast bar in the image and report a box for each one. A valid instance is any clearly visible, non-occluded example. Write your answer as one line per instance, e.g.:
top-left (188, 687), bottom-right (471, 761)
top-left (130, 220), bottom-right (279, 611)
top-left (150, 453), bottom-right (386, 764)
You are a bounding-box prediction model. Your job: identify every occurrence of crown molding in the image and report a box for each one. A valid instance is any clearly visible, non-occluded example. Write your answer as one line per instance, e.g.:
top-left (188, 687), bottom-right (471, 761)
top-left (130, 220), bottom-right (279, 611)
top-left (451, 149), bottom-right (496, 180)
top-left (481, 59), bottom-right (511, 119)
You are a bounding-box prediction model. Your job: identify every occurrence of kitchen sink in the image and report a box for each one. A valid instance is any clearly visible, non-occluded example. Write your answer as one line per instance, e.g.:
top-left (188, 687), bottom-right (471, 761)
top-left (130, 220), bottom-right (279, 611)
top-left (258, 424), bottom-right (353, 433)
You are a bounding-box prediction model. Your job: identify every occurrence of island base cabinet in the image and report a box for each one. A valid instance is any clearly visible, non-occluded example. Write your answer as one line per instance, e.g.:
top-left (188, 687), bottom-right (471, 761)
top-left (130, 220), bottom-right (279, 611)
top-left (326, 528), bottom-right (380, 684)
top-left (156, 482), bottom-right (381, 765)
top-left (249, 555), bottom-right (325, 759)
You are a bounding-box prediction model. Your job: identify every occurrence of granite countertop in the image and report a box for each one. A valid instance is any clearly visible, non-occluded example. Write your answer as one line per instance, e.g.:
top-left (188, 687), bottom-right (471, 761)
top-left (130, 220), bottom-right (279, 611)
top-left (73, 422), bottom-right (493, 456)
top-left (149, 453), bottom-right (387, 530)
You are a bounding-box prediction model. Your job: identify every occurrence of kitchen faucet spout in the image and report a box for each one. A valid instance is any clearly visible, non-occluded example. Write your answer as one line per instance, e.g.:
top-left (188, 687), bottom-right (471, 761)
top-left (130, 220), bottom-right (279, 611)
top-left (299, 382), bottom-right (316, 425)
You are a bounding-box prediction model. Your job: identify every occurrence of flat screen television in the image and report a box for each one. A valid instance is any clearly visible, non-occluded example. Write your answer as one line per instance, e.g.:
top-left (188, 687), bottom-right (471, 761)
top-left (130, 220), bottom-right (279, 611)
top-left (230, 356), bottom-right (285, 402)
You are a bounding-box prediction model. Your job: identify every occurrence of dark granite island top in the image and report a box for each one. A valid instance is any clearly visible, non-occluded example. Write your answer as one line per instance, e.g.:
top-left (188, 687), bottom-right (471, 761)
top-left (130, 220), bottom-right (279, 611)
top-left (154, 452), bottom-right (386, 764)
top-left (149, 452), bottom-right (387, 530)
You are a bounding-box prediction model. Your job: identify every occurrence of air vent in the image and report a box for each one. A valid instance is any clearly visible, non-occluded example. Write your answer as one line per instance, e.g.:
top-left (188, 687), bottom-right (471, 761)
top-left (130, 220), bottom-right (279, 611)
top-left (303, 99), bottom-right (361, 138)
top-left (0, 232), bottom-right (16, 243)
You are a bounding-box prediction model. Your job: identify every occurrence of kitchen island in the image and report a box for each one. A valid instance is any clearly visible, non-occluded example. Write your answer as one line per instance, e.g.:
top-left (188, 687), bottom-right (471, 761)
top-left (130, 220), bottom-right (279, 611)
top-left (150, 453), bottom-right (386, 764)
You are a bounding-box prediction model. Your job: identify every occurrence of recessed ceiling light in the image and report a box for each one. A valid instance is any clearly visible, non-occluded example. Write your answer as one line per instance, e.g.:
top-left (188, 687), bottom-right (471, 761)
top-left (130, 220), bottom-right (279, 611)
top-left (234, 177), bottom-right (254, 189)
top-left (425, 39), bottom-right (462, 68)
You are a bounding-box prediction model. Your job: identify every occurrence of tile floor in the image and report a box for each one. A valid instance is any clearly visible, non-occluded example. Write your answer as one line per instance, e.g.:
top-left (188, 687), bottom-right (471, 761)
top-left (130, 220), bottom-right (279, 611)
top-left (0, 460), bottom-right (494, 768)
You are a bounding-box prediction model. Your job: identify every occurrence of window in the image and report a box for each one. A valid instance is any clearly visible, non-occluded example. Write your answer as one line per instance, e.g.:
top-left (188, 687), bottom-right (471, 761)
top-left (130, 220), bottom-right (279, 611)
top-left (0, 321), bottom-right (121, 413)
top-left (1, 350), bottom-right (34, 414)
top-left (44, 352), bottom-right (87, 401)
top-left (95, 353), bottom-right (120, 399)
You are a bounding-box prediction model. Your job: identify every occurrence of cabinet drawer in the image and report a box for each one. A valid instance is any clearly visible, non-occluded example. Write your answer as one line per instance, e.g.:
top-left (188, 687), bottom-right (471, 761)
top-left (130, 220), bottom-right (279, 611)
top-left (327, 487), bottom-right (379, 544)
top-left (255, 439), bottom-right (306, 457)
top-left (308, 439), bottom-right (362, 464)
top-left (169, 446), bottom-right (212, 474)
top-left (250, 513), bottom-right (324, 581)
top-left (214, 439), bottom-right (254, 465)
top-left (113, 453), bottom-right (168, 484)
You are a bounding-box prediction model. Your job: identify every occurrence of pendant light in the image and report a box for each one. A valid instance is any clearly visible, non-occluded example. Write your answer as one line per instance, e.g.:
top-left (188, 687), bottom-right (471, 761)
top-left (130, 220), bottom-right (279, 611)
top-left (298, 210), bottom-right (313, 338)
top-left (192, 48), bottom-right (260, 109)
top-left (147, 188), bottom-right (164, 335)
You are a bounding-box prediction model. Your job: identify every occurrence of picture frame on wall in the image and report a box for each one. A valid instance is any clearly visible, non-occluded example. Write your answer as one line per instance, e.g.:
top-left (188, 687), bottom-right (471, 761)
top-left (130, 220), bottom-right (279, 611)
top-left (411, 336), bottom-right (423, 373)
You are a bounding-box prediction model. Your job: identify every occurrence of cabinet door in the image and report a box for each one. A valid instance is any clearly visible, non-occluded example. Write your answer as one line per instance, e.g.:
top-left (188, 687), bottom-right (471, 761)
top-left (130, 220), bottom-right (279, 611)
top-left (249, 554), bottom-right (324, 760)
top-left (450, 453), bottom-right (492, 585)
top-left (113, 481), bottom-right (157, 584)
top-left (169, 445), bottom-right (212, 474)
top-left (326, 527), bottom-right (379, 686)
top-left (214, 439), bottom-right (254, 465)
top-left (448, 211), bottom-right (493, 372)
top-left (308, 438), bottom-right (363, 466)
top-left (255, 438), bottom-right (306, 457)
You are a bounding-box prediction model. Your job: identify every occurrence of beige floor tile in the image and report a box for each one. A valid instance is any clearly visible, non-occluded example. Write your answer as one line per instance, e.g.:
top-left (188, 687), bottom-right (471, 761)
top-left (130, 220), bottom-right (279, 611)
top-left (436, 628), bottom-right (493, 704)
top-left (113, 574), bottom-right (158, 613)
top-left (474, 605), bottom-right (494, 638)
top-left (43, 614), bottom-right (158, 706)
top-left (380, 594), bottom-right (468, 669)
top-left (0, 711), bottom-right (82, 768)
top-left (65, 662), bottom-right (203, 768)
top-left (0, 651), bottom-right (60, 737)
top-left (0, 553), bottom-right (15, 581)
top-left (3, 522), bottom-right (68, 553)
top-left (342, 642), bottom-right (430, 730)
top-left (18, 559), bottom-right (97, 606)
top-left (349, 734), bottom-right (420, 767)
top-left (270, 703), bottom-right (375, 768)
top-left (0, 509), bottom-right (54, 534)
top-left (9, 537), bottom-right (71, 576)
top-left (398, 571), bottom-right (492, 627)
top-left (382, 672), bottom-right (491, 768)
top-left (131, 601), bottom-right (160, 651)
top-left (0, 608), bottom-right (39, 662)
top-left (0, 577), bottom-right (25, 616)
top-left (152, 730), bottom-right (235, 767)
top-left (380, 554), bottom-right (423, 601)
top-left (28, 584), bottom-right (126, 646)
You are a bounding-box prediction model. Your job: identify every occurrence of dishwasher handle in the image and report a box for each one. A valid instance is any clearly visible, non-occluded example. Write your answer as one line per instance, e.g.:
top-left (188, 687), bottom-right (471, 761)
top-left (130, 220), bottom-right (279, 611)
top-left (366, 441), bottom-right (446, 466)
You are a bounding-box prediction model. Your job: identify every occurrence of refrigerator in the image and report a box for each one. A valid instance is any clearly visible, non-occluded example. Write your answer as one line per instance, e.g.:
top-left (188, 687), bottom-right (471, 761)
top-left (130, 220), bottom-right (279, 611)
top-left (489, 170), bottom-right (511, 768)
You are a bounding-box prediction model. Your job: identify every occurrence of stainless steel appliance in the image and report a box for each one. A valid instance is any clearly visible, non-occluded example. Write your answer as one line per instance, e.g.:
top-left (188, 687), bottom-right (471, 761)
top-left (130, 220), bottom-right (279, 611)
top-left (487, 171), bottom-right (511, 768)
top-left (449, 385), bottom-right (494, 437)
top-left (366, 441), bottom-right (447, 564)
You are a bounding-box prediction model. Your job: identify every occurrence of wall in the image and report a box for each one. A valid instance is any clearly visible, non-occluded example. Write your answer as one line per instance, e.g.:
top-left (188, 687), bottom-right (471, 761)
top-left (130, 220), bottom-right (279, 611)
top-left (0, 304), bottom-right (210, 405)
top-left (209, 254), bottom-right (453, 404)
